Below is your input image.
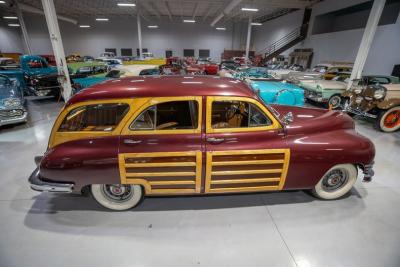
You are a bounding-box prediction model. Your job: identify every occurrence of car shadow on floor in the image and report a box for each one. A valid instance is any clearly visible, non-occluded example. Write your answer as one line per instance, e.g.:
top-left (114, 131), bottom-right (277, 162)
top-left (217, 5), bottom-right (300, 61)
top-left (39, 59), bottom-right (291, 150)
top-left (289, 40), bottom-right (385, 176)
top-left (19, 188), bottom-right (365, 234)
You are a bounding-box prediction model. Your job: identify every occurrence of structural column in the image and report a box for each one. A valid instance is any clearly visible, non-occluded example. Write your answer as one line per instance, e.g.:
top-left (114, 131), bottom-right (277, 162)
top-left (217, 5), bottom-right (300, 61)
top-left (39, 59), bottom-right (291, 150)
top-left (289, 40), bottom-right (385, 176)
top-left (347, 0), bottom-right (386, 89)
top-left (245, 16), bottom-right (252, 60)
top-left (16, 1), bottom-right (32, 55)
top-left (137, 12), bottom-right (143, 59)
top-left (41, 0), bottom-right (72, 100)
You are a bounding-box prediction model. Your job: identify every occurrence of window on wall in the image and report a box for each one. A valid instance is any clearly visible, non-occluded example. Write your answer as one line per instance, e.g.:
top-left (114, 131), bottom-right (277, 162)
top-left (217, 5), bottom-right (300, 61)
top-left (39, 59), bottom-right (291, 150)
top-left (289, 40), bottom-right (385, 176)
top-left (105, 48), bottom-right (117, 56)
top-left (121, 48), bottom-right (133, 56)
top-left (165, 50), bottom-right (173, 58)
top-left (183, 49), bottom-right (195, 57)
top-left (136, 48), bottom-right (148, 56)
top-left (199, 49), bottom-right (210, 58)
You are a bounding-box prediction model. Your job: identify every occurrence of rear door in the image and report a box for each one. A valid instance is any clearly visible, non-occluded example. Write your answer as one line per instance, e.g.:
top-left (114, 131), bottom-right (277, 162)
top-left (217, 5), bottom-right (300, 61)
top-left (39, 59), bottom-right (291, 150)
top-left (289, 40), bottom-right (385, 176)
top-left (204, 96), bottom-right (290, 194)
top-left (118, 97), bottom-right (203, 195)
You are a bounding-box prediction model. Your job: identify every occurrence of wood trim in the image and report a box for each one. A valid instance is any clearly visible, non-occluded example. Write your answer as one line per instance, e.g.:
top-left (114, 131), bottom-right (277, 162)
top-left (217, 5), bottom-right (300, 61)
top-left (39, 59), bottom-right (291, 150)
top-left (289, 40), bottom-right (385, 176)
top-left (212, 159), bottom-right (284, 166)
top-left (211, 169), bottom-right (283, 176)
top-left (205, 149), bottom-right (290, 193)
top-left (210, 177), bottom-right (281, 184)
top-left (205, 96), bottom-right (282, 134)
top-left (121, 96), bottom-right (203, 135)
top-left (119, 150), bottom-right (202, 195)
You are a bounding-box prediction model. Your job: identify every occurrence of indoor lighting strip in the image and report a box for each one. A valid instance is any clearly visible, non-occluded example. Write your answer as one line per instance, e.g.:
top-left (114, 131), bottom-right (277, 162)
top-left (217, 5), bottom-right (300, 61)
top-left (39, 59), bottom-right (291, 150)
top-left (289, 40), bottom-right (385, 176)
top-left (3, 16), bottom-right (18, 19)
top-left (241, 7), bottom-right (259, 12)
top-left (148, 25), bottom-right (159, 28)
top-left (8, 24), bottom-right (20, 27)
top-left (183, 19), bottom-right (195, 23)
top-left (117, 3), bottom-right (136, 7)
top-left (216, 27), bottom-right (226, 30)
top-left (96, 18), bottom-right (109, 21)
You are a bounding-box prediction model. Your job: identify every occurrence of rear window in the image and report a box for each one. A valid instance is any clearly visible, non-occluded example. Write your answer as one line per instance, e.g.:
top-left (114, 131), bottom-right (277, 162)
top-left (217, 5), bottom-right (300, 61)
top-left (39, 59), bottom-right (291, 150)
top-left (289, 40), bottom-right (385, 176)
top-left (58, 103), bottom-right (129, 132)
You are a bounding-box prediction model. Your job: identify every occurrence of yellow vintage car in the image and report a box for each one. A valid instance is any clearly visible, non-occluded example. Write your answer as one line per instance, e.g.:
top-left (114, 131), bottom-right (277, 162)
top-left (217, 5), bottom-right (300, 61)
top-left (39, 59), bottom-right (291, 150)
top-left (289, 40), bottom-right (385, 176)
top-left (323, 66), bottom-right (353, 80)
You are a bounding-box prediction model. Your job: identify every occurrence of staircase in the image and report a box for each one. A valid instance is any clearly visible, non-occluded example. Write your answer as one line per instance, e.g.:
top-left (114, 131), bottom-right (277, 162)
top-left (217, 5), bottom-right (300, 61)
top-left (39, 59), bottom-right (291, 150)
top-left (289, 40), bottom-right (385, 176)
top-left (257, 24), bottom-right (308, 62)
top-left (257, 8), bottom-right (312, 62)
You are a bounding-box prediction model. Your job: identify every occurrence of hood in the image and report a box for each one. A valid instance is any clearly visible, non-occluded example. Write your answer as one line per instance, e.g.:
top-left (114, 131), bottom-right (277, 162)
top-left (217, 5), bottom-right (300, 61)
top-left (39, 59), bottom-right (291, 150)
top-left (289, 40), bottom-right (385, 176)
top-left (270, 105), bottom-right (354, 134)
top-left (318, 80), bottom-right (347, 90)
top-left (251, 81), bottom-right (302, 92)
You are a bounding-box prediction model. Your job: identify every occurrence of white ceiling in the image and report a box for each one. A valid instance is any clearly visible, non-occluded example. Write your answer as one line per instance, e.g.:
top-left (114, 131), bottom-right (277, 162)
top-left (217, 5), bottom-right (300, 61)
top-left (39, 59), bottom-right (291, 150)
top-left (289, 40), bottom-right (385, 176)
top-left (0, 0), bottom-right (320, 25)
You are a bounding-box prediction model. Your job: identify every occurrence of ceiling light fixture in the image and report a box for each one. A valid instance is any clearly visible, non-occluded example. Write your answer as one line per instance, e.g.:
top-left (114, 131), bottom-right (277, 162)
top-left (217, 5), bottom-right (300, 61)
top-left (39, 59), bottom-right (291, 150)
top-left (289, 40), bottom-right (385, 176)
top-left (183, 19), bottom-right (195, 23)
top-left (251, 22), bottom-right (262, 26)
top-left (148, 25), bottom-right (159, 28)
top-left (0, 1), bottom-right (5, 4)
top-left (3, 16), bottom-right (18, 19)
top-left (96, 18), bottom-right (109, 21)
top-left (8, 24), bottom-right (20, 27)
top-left (241, 7), bottom-right (258, 12)
top-left (117, 3), bottom-right (136, 7)
top-left (216, 27), bottom-right (226, 30)
top-left (79, 25), bottom-right (91, 28)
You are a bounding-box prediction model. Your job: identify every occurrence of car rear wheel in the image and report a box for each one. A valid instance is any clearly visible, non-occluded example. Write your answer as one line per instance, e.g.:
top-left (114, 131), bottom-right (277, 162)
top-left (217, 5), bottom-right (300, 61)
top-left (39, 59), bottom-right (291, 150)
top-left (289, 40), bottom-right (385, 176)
top-left (312, 164), bottom-right (357, 200)
top-left (91, 184), bottom-right (143, 211)
top-left (376, 107), bottom-right (400, 133)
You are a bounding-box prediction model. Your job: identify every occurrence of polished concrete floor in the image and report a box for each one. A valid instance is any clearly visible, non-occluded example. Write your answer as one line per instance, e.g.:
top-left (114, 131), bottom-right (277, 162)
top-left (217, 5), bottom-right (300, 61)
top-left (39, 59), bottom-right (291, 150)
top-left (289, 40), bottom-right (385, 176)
top-left (0, 98), bottom-right (399, 267)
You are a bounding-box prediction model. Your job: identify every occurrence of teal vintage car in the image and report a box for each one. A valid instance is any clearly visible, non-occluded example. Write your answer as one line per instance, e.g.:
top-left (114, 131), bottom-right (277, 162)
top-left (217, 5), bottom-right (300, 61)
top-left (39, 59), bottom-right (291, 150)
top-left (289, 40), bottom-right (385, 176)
top-left (248, 80), bottom-right (304, 106)
top-left (0, 75), bottom-right (27, 126)
top-left (233, 67), bottom-right (271, 80)
top-left (300, 74), bottom-right (400, 109)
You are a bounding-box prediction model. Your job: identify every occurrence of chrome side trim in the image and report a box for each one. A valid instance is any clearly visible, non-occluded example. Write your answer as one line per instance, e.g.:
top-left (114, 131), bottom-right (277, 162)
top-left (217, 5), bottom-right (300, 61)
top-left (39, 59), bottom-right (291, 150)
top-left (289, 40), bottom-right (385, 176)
top-left (29, 167), bottom-right (74, 193)
top-left (344, 107), bottom-right (377, 119)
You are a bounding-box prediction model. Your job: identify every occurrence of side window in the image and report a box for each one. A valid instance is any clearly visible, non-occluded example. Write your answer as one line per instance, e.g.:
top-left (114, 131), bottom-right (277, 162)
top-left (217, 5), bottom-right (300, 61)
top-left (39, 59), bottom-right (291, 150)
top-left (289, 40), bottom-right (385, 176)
top-left (211, 100), bottom-right (271, 129)
top-left (59, 103), bottom-right (129, 132)
top-left (369, 77), bottom-right (390, 85)
top-left (131, 100), bottom-right (198, 131)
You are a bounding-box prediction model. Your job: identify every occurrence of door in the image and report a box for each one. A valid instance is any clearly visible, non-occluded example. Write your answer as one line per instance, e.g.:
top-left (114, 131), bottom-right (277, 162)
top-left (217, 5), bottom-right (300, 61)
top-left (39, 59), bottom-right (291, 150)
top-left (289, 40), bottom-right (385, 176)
top-left (204, 96), bottom-right (290, 193)
top-left (118, 97), bottom-right (203, 195)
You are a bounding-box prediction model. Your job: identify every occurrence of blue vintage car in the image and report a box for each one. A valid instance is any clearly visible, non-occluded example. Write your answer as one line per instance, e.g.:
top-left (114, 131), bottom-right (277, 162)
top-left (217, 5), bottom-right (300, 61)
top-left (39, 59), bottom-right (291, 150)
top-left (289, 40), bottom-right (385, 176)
top-left (0, 75), bottom-right (27, 127)
top-left (233, 67), bottom-right (271, 80)
top-left (249, 80), bottom-right (305, 106)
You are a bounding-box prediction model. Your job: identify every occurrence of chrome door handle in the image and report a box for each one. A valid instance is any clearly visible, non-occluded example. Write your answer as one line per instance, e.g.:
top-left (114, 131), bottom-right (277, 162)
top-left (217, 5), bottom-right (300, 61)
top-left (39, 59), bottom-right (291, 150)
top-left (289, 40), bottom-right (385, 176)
top-left (207, 137), bottom-right (225, 143)
top-left (123, 139), bottom-right (142, 144)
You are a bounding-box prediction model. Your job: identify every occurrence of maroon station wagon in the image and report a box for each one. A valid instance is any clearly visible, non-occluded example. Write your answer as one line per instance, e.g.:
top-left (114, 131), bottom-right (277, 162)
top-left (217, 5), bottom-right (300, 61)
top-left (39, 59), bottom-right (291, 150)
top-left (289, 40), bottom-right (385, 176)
top-left (29, 76), bottom-right (375, 210)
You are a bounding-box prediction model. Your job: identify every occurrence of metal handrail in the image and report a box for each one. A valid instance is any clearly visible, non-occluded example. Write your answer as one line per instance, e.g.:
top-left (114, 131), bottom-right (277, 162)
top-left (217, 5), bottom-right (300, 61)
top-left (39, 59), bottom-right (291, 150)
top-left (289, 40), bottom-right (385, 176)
top-left (257, 24), bottom-right (307, 57)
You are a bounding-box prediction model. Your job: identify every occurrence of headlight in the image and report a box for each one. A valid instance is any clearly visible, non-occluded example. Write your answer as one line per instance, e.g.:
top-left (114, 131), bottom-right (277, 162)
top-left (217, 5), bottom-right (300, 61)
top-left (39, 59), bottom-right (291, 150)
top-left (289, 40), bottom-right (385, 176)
top-left (355, 96), bottom-right (363, 104)
top-left (374, 88), bottom-right (386, 99)
top-left (3, 98), bottom-right (21, 108)
top-left (352, 86), bottom-right (363, 94)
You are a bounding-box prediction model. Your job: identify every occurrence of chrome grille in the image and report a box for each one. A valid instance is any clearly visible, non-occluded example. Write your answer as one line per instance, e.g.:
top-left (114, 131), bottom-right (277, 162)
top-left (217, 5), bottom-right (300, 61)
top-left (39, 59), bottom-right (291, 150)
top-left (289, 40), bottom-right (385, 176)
top-left (0, 109), bottom-right (24, 118)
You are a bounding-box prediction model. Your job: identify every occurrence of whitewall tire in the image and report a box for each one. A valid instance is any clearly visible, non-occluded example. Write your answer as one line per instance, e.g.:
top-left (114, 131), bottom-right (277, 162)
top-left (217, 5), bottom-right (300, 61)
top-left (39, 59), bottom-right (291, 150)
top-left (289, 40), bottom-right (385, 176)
top-left (91, 184), bottom-right (143, 211)
top-left (328, 95), bottom-right (342, 109)
top-left (376, 106), bottom-right (400, 133)
top-left (312, 164), bottom-right (357, 200)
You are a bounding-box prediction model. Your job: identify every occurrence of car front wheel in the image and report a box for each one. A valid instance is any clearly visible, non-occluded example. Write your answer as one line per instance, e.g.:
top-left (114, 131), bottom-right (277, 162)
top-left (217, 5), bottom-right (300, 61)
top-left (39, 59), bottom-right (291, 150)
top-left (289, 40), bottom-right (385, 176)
top-left (327, 95), bottom-right (342, 109)
top-left (376, 106), bottom-right (400, 132)
top-left (312, 164), bottom-right (357, 200)
top-left (91, 184), bottom-right (143, 211)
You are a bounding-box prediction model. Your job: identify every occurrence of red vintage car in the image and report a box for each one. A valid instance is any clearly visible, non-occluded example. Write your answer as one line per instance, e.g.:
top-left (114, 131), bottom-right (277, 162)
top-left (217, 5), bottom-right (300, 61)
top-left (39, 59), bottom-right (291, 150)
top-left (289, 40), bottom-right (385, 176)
top-left (40, 54), bottom-right (56, 66)
top-left (29, 76), bottom-right (375, 210)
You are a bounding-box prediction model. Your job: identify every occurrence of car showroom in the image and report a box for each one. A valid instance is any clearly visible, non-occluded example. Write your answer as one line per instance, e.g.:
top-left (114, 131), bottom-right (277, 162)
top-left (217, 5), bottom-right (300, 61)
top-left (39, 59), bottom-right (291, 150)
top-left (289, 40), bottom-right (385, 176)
top-left (0, 0), bottom-right (399, 266)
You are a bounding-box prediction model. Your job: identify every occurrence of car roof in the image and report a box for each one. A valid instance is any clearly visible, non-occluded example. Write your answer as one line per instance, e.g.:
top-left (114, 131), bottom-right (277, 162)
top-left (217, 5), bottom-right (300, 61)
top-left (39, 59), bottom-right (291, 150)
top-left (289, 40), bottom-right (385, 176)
top-left (67, 76), bottom-right (256, 106)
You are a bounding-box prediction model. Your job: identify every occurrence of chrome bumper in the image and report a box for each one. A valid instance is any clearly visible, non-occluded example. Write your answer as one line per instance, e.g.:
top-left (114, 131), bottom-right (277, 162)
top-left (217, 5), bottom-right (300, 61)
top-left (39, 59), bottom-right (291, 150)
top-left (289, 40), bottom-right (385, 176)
top-left (344, 107), bottom-right (377, 119)
top-left (29, 167), bottom-right (74, 193)
top-left (0, 111), bottom-right (28, 126)
top-left (304, 90), bottom-right (327, 103)
top-left (362, 162), bottom-right (374, 182)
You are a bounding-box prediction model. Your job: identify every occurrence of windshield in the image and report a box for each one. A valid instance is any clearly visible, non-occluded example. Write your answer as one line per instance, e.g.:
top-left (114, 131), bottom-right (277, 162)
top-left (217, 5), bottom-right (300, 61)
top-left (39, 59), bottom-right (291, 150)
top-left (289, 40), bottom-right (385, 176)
top-left (0, 75), bottom-right (10, 86)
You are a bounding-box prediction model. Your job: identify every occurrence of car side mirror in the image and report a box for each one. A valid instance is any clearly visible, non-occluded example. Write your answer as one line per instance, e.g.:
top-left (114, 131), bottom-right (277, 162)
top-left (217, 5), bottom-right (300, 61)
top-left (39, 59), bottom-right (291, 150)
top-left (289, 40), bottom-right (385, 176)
top-left (282, 112), bottom-right (293, 125)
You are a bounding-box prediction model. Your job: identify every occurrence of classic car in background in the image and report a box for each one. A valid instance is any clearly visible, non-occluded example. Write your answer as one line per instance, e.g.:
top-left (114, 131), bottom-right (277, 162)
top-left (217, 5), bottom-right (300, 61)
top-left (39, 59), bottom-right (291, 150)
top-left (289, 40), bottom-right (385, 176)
top-left (219, 60), bottom-right (240, 71)
top-left (72, 64), bottom-right (160, 92)
top-left (233, 67), bottom-right (271, 80)
top-left (343, 83), bottom-right (400, 132)
top-left (66, 53), bottom-right (83, 63)
top-left (269, 64), bottom-right (304, 79)
top-left (188, 59), bottom-right (219, 75)
top-left (302, 74), bottom-right (399, 109)
top-left (323, 66), bottom-right (353, 80)
top-left (40, 55), bottom-right (56, 66)
top-left (0, 57), bottom-right (20, 69)
top-left (249, 80), bottom-right (304, 106)
top-left (29, 76), bottom-right (375, 210)
top-left (286, 71), bottom-right (323, 84)
top-left (0, 75), bottom-right (27, 127)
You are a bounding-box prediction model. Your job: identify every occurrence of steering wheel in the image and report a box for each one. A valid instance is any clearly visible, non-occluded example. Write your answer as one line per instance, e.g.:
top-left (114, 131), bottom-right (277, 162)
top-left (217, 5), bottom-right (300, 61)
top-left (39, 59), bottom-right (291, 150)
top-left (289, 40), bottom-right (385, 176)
top-left (225, 104), bottom-right (241, 120)
top-left (156, 122), bottom-right (178, 130)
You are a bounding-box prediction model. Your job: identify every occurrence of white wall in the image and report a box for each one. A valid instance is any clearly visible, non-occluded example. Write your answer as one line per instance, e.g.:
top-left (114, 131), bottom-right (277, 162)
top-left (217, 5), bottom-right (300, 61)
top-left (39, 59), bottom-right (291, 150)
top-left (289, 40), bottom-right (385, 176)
top-left (252, 9), bottom-right (304, 56)
top-left (0, 13), bottom-right (245, 61)
top-left (252, 0), bottom-right (400, 75)
top-left (0, 21), bottom-right (24, 53)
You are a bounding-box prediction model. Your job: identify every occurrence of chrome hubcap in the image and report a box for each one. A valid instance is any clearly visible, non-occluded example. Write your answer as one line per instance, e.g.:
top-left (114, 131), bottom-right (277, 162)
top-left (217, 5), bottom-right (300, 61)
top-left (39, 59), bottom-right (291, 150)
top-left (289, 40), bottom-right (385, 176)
top-left (329, 96), bottom-right (341, 108)
top-left (101, 184), bottom-right (133, 202)
top-left (322, 169), bottom-right (349, 192)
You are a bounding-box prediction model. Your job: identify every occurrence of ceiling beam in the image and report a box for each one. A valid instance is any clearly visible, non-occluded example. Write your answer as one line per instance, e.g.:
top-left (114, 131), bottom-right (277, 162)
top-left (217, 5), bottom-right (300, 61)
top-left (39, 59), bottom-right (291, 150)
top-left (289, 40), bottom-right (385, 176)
top-left (164, 1), bottom-right (173, 21)
top-left (202, 4), bottom-right (213, 22)
top-left (210, 0), bottom-right (242, 27)
top-left (192, 2), bottom-right (199, 19)
top-left (139, 1), bottom-right (161, 19)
